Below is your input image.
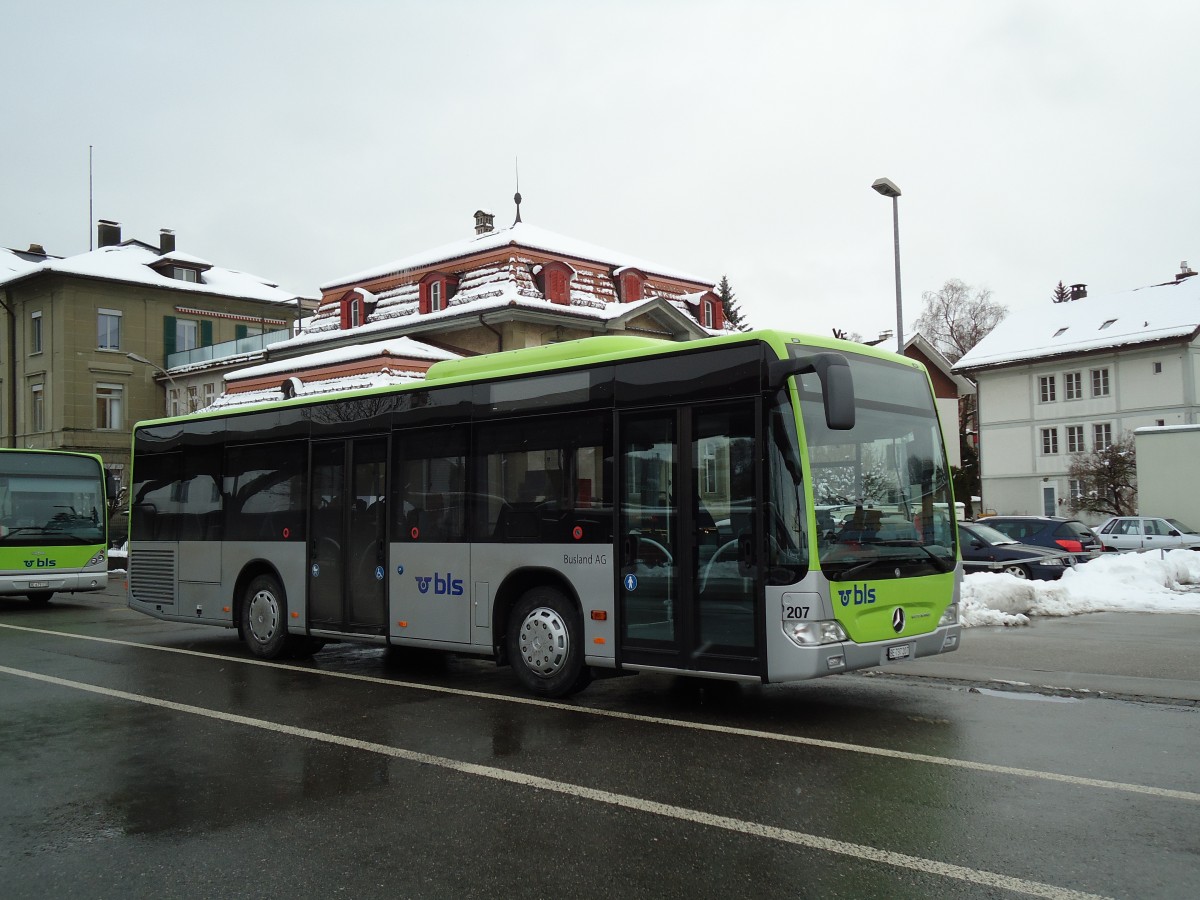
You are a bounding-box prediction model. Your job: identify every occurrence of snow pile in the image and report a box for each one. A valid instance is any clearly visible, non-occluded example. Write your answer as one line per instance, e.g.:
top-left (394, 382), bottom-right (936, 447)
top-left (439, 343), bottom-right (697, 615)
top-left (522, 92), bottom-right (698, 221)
top-left (961, 549), bottom-right (1200, 627)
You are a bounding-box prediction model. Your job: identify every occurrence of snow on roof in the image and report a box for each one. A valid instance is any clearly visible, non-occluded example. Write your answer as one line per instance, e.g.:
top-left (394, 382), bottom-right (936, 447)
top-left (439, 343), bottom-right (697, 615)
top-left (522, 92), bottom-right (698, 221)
top-left (227, 335), bottom-right (460, 381)
top-left (322, 221), bottom-right (713, 290)
top-left (154, 249), bottom-right (214, 269)
top-left (0, 241), bottom-right (310, 303)
top-left (0, 247), bottom-right (46, 280)
top-left (955, 275), bottom-right (1200, 371)
top-left (209, 369), bottom-right (430, 410)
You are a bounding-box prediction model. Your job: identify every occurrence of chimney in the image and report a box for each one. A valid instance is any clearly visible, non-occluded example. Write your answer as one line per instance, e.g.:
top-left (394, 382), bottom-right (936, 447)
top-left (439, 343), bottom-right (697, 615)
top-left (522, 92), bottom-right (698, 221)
top-left (473, 209), bottom-right (495, 235)
top-left (97, 219), bottom-right (121, 248)
top-left (160, 229), bottom-right (176, 254)
top-left (1176, 261), bottom-right (1197, 282)
top-left (1070, 283), bottom-right (1087, 301)
top-left (27, 243), bottom-right (46, 256)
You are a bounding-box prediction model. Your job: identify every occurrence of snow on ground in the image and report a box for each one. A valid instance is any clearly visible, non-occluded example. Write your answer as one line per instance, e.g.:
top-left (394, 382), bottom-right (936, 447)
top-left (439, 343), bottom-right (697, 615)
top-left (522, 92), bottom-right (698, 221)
top-left (962, 549), bottom-right (1200, 627)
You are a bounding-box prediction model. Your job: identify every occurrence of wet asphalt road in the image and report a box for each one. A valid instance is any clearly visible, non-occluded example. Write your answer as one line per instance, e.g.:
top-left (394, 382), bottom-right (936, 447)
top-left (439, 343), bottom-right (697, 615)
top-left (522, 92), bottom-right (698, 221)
top-left (1, 585), bottom-right (1197, 900)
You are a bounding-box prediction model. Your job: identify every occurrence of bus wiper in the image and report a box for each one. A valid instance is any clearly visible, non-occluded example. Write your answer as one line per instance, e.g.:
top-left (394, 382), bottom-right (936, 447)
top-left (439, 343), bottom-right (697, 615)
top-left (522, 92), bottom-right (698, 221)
top-left (909, 543), bottom-right (954, 573)
top-left (4, 526), bottom-right (49, 536)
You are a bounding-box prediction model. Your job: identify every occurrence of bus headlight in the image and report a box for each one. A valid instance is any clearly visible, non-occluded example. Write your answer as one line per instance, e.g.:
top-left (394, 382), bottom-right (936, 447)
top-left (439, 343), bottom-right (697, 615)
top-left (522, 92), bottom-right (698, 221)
top-left (786, 620), bottom-right (847, 647)
top-left (938, 604), bottom-right (959, 627)
top-left (87, 551), bottom-right (107, 568)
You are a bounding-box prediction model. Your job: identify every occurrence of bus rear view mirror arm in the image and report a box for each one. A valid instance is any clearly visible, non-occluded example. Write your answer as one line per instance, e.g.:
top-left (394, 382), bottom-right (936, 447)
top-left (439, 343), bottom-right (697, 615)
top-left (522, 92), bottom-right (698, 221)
top-left (768, 353), bottom-right (855, 430)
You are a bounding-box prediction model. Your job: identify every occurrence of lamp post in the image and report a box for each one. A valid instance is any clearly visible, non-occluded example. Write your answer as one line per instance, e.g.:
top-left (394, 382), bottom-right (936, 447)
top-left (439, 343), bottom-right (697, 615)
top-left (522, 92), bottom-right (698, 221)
top-left (871, 177), bottom-right (904, 354)
top-left (126, 352), bottom-right (179, 415)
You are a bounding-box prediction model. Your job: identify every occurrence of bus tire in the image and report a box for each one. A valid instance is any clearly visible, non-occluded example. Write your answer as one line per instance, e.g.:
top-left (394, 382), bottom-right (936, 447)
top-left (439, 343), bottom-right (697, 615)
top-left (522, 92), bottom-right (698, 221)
top-left (26, 591), bottom-right (53, 606)
top-left (241, 574), bottom-right (291, 659)
top-left (507, 587), bottom-right (591, 698)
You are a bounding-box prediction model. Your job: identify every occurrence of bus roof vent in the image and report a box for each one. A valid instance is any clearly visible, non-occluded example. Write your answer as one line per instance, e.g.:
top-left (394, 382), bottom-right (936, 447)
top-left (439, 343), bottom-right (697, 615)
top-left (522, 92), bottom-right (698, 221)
top-left (425, 335), bottom-right (668, 383)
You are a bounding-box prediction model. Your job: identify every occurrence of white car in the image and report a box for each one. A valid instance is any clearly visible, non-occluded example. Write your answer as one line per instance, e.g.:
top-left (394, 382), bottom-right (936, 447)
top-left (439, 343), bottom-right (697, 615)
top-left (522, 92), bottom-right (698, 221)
top-left (1095, 516), bottom-right (1200, 552)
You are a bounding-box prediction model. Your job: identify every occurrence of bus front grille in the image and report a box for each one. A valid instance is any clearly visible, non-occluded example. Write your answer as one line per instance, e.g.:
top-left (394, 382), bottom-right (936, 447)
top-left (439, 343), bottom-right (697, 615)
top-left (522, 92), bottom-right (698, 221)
top-left (130, 548), bottom-right (177, 606)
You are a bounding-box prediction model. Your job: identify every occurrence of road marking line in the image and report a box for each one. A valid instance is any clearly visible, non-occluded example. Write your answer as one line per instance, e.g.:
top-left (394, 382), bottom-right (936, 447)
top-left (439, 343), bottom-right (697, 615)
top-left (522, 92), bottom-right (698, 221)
top-left (2, 622), bottom-right (1197, 803)
top-left (0, 662), bottom-right (1112, 900)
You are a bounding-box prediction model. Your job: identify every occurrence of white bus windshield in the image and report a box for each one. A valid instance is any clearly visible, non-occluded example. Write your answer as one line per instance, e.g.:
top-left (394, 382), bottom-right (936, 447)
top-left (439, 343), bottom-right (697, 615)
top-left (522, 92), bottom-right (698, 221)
top-left (791, 348), bottom-right (956, 580)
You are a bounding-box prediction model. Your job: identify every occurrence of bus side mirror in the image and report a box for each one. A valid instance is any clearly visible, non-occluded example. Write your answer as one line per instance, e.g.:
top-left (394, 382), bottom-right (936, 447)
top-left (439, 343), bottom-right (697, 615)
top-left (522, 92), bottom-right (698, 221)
top-left (768, 353), bottom-right (855, 430)
top-left (105, 471), bottom-right (118, 501)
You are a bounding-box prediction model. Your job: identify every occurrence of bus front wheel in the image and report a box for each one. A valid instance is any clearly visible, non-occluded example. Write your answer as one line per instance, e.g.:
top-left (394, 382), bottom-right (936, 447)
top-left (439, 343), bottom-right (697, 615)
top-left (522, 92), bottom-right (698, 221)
top-left (241, 574), bottom-right (291, 659)
top-left (26, 592), bottom-right (53, 606)
top-left (507, 587), bottom-right (591, 698)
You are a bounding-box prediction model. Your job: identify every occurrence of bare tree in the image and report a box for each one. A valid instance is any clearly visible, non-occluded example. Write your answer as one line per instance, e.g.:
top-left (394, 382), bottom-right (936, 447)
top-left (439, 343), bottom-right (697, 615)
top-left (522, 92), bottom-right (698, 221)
top-left (914, 279), bottom-right (1007, 363)
top-left (1067, 433), bottom-right (1137, 518)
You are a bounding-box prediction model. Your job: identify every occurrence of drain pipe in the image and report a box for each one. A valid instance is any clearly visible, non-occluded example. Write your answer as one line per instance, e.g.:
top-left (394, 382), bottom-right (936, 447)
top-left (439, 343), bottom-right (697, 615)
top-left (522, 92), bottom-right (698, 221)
top-left (479, 315), bottom-right (502, 352)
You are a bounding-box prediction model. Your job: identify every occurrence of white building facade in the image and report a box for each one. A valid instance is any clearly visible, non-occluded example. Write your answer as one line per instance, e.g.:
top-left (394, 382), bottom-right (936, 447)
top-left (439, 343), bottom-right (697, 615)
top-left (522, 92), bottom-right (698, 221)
top-left (954, 268), bottom-right (1200, 523)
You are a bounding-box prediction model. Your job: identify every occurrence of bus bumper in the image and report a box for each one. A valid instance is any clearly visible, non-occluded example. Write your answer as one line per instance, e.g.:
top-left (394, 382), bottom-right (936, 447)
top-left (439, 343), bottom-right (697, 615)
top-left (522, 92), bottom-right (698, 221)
top-left (768, 623), bottom-right (961, 682)
top-left (0, 571), bottom-right (109, 597)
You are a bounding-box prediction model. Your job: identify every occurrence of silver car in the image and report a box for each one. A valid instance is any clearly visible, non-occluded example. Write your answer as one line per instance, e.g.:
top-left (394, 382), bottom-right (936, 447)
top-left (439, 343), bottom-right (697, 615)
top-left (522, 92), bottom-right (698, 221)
top-left (1095, 516), bottom-right (1200, 552)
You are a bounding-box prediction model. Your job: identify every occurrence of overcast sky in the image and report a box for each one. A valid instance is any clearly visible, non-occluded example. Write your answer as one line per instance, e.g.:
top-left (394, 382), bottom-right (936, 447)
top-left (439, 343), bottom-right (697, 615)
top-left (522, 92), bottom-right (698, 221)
top-left (4, 1), bottom-right (1199, 342)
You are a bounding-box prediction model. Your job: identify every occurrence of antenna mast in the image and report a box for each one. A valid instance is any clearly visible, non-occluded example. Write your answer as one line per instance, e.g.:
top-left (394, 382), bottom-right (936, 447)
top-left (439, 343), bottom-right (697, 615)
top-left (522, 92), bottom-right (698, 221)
top-left (513, 156), bottom-right (522, 224)
top-left (89, 145), bottom-right (94, 250)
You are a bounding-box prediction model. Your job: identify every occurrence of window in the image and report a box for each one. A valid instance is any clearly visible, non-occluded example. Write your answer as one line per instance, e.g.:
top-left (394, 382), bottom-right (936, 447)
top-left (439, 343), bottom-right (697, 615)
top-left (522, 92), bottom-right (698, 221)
top-left (96, 383), bottom-right (124, 430)
top-left (1156, 419), bottom-right (1165, 427)
top-left (702, 300), bottom-right (714, 328)
top-left (1099, 318), bottom-right (1117, 330)
top-left (223, 442), bottom-right (307, 542)
top-left (1068, 479), bottom-right (1084, 504)
top-left (392, 426), bottom-right (468, 543)
top-left (168, 388), bottom-right (181, 417)
top-left (30, 383), bottom-right (44, 432)
top-left (1066, 425), bottom-right (1085, 453)
top-left (172, 266), bottom-right (199, 283)
top-left (98, 309), bottom-right (122, 350)
top-left (1053, 327), bottom-right (1068, 338)
top-left (1064, 371), bottom-right (1082, 400)
top-left (1091, 367), bottom-right (1110, 397)
top-left (176, 318), bottom-right (199, 352)
top-left (1041, 427), bottom-right (1059, 455)
top-left (349, 298), bottom-right (363, 327)
top-left (1153, 361), bottom-right (1163, 374)
top-left (203, 383), bottom-right (216, 408)
top-left (30, 311), bottom-right (42, 354)
top-left (429, 281), bottom-right (442, 312)
top-left (1038, 375), bottom-right (1056, 403)
top-left (1093, 423), bottom-right (1112, 450)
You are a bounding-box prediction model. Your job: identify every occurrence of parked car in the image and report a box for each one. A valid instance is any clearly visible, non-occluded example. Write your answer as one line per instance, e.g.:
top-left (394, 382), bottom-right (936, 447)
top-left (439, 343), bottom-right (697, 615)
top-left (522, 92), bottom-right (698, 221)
top-left (958, 522), bottom-right (1073, 580)
top-left (979, 516), bottom-right (1102, 563)
top-left (1094, 516), bottom-right (1200, 552)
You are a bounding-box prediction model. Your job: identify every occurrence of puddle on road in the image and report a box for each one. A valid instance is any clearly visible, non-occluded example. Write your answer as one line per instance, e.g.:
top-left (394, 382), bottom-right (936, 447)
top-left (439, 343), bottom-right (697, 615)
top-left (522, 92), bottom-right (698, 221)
top-left (973, 687), bottom-right (1081, 703)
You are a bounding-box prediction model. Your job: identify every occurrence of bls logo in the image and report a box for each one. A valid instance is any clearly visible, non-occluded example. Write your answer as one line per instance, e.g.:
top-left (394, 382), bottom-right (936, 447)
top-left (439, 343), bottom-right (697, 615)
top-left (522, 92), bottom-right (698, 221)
top-left (415, 572), bottom-right (464, 596)
top-left (837, 584), bottom-right (877, 607)
top-left (24, 558), bottom-right (57, 569)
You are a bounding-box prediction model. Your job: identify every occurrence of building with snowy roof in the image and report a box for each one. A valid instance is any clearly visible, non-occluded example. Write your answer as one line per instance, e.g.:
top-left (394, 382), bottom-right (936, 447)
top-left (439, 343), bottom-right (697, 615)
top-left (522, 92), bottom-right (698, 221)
top-left (0, 220), bottom-right (316, 499)
top-left (953, 263), bottom-right (1200, 522)
top-left (220, 205), bottom-right (730, 402)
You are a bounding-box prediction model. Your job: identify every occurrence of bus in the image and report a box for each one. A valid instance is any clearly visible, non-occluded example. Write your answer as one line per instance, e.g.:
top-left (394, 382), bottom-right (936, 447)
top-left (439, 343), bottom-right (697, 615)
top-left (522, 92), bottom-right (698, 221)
top-left (127, 330), bottom-right (961, 696)
top-left (0, 448), bottom-right (112, 605)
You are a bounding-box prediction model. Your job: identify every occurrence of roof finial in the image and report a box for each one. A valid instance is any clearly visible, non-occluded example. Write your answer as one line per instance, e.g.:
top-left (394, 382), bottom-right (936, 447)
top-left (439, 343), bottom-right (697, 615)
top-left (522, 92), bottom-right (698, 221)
top-left (513, 156), bottom-right (522, 224)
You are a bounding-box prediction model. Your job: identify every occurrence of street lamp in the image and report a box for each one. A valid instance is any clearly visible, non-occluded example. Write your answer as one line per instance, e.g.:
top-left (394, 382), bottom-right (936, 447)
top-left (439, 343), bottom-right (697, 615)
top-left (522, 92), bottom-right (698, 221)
top-left (126, 352), bottom-right (179, 414)
top-left (871, 177), bottom-right (904, 354)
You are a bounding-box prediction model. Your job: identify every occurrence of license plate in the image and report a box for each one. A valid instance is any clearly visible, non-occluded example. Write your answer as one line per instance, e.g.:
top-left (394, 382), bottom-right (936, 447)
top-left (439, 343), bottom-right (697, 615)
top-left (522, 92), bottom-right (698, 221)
top-left (30, 581), bottom-right (48, 589)
top-left (887, 644), bottom-right (911, 661)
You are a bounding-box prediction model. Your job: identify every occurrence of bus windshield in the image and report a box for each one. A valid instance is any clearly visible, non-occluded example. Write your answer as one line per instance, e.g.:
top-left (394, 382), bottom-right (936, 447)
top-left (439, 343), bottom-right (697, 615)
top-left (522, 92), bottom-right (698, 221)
top-left (791, 347), bottom-right (956, 580)
top-left (0, 456), bottom-right (106, 547)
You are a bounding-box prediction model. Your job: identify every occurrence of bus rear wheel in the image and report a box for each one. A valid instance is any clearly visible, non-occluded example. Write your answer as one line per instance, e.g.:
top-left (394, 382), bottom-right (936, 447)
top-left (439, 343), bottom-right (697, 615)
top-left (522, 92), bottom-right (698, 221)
top-left (26, 591), bottom-right (53, 606)
top-left (241, 574), bottom-right (291, 659)
top-left (507, 587), bottom-right (591, 698)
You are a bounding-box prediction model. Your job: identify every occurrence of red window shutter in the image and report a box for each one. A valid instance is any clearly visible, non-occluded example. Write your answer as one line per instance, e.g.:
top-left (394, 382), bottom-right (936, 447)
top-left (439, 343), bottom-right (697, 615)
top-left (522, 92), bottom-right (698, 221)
top-left (712, 300), bottom-right (724, 329)
top-left (419, 282), bottom-right (430, 315)
top-left (340, 300), bottom-right (350, 330)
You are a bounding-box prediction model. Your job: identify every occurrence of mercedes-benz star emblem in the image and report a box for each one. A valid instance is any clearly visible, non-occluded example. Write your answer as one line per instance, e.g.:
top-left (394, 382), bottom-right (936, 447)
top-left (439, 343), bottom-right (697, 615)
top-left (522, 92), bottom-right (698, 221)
top-left (892, 607), bottom-right (906, 634)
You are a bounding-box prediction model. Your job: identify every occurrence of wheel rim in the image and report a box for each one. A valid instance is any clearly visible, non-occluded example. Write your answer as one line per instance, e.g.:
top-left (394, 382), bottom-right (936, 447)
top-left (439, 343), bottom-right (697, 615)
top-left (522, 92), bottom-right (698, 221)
top-left (518, 606), bottom-right (569, 678)
top-left (1003, 565), bottom-right (1028, 579)
top-left (248, 589), bottom-right (280, 644)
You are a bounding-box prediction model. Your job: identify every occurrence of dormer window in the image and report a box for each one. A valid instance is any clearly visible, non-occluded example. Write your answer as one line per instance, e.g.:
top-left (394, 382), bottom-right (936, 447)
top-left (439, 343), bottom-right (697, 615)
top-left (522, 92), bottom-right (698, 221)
top-left (698, 291), bottom-right (724, 330)
top-left (614, 267), bottom-right (645, 303)
top-left (535, 261), bottom-right (575, 305)
top-left (173, 266), bottom-right (199, 283)
top-left (419, 272), bottom-right (459, 314)
top-left (337, 290), bottom-right (369, 330)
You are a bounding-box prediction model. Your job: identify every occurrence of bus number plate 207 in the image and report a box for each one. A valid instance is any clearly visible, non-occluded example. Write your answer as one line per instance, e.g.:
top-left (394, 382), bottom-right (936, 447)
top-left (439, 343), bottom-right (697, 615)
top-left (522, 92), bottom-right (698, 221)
top-left (886, 644), bottom-right (911, 661)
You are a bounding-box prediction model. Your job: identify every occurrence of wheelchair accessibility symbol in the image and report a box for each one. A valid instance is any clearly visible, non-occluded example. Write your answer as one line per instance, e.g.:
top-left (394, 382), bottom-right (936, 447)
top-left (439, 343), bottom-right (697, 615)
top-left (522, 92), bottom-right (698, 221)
top-left (623, 573), bottom-right (638, 591)
top-left (375, 566), bottom-right (385, 581)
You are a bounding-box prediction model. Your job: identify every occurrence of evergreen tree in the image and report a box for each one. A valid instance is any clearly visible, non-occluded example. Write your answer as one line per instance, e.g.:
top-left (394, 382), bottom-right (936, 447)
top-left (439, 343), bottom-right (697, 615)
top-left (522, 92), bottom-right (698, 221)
top-left (717, 275), bottom-right (748, 331)
top-left (1052, 280), bottom-right (1071, 303)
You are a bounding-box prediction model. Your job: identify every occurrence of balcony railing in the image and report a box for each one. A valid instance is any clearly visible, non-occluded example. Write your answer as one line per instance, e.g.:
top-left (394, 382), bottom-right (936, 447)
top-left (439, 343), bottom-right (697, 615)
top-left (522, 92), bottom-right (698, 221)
top-left (167, 329), bottom-right (291, 369)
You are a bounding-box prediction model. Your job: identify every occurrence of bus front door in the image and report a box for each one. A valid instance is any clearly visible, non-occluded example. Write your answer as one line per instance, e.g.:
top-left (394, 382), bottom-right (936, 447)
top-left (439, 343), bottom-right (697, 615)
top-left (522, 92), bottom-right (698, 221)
top-left (618, 405), bottom-right (761, 677)
top-left (308, 437), bottom-right (388, 634)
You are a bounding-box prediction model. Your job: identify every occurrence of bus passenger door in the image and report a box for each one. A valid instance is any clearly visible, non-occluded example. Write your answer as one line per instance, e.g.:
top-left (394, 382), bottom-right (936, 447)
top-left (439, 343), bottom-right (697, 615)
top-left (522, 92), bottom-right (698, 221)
top-left (308, 437), bottom-right (387, 634)
top-left (618, 404), bottom-right (761, 677)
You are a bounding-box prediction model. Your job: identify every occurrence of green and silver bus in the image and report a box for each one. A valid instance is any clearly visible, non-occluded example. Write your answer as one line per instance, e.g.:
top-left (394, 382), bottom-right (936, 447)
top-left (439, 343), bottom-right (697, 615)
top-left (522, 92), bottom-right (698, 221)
top-left (0, 449), bottom-right (111, 605)
top-left (128, 330), bottom-right (961, 696)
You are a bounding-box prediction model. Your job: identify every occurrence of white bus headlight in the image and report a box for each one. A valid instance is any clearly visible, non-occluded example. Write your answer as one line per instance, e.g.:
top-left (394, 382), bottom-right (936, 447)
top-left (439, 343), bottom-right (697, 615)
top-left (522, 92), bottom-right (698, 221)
top-left (787, 620), bottom-right (847, 647)
top-left (938, 603), bottom-right (959, 626)
top-left (88, 551), bottom-right (107, 568)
